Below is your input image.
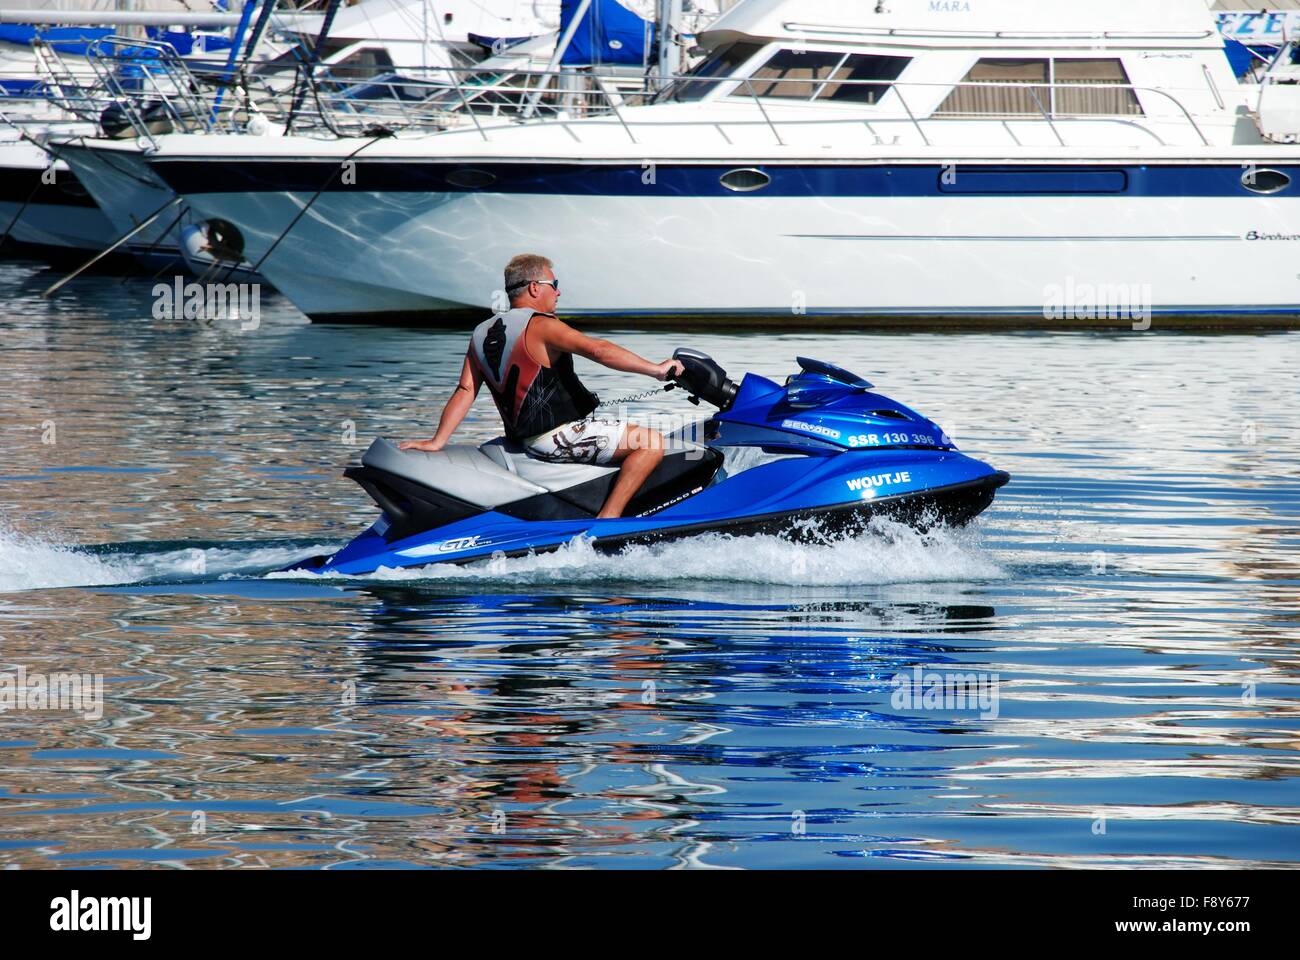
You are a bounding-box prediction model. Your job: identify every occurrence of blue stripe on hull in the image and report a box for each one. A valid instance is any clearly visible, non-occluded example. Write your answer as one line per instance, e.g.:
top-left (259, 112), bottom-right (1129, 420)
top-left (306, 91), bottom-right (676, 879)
top-left (149, 160), bottom-right (1300, 199)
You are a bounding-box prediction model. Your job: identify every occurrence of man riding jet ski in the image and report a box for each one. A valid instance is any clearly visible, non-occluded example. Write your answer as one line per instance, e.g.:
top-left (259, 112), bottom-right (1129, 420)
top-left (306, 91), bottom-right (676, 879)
top-left (398, 253), bottom-right (683, 520)
top-left (286, 262), bottom-right (1010, 575)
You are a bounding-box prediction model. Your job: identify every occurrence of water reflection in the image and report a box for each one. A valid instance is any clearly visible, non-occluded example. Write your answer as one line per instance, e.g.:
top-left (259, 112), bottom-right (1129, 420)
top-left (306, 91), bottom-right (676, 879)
top-left (4, 577), bottom-right (1290, 868)
top-left (0, 261), bottom-right (1297, 867)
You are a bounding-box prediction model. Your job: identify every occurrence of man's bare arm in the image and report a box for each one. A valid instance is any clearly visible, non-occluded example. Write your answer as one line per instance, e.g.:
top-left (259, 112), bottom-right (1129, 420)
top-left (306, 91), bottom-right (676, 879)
top-left (534, 316), bottom-right (681, 380)
top-left (399, 355), bottom-right (481, 452)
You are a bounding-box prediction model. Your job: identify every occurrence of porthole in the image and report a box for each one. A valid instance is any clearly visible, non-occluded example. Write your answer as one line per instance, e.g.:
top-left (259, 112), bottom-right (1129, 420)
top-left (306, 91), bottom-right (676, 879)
top-left (1242, 168), bottom-right (1291, 194)
top-left (720, 167), bottom-right (770, 192)
top-left (445, 168), bottom-right (497, 189)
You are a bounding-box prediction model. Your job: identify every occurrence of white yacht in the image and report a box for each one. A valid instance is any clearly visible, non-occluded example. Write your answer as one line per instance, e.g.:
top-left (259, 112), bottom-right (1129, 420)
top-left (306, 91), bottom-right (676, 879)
top-left (95, 0), bottom-right (1300, 322)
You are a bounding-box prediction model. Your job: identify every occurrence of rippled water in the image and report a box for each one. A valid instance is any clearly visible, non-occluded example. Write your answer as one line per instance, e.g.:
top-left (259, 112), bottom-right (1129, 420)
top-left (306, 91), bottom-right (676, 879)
top-left (1, 258), bottom-right (1297, 869)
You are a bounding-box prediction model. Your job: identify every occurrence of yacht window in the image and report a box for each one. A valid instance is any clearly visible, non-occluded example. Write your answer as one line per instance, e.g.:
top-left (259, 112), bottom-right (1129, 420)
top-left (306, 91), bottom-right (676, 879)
top-left (1054, 59), bottom-right (1142, 115)
top-left (731, 50), bottom-right (910, 102)
top-left (744, 50), bottom-right (846, 99)
top-left (937, 58), bottom-right (1050, 115)
top-left (660, 42), bottom-right (765, 101)
top-left (937, 57), bottom-right (1143, 116)
top-left (818, 55), bottom-right (912, 103)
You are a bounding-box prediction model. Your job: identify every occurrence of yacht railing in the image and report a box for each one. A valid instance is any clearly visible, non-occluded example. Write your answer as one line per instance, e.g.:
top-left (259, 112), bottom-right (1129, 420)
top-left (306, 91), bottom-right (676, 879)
top-left (284, 62), bottom-right (642, 137)
top-left (12, 46), bottom-right (1227, 151)
top-left (283, 64), bottom-right (1222, 148)
top-left (27, 39), bottom-right (114, 124)
top-left (84, 37), bottom-right (292, 141)
top-left (88, 38), bottom-right (210, 135)
top-left (27, 37), bottom-right (552, 143)
top-left (28, 37), bottom-right (316, 145)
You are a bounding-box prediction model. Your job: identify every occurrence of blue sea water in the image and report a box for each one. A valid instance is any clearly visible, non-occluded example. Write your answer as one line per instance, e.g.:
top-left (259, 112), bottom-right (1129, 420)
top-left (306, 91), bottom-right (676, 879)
top-left (0, 259), bottom-right (1297, 868)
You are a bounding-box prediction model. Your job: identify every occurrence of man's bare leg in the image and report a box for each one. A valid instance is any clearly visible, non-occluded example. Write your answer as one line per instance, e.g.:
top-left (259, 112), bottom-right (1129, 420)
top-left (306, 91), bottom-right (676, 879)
top-left (597, 425), bottom-right (664, 519)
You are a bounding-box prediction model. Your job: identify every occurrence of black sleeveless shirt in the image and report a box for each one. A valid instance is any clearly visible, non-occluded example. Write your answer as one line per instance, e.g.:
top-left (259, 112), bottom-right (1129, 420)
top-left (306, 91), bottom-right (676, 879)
top-left (468, 308), bottom-right (599, 441)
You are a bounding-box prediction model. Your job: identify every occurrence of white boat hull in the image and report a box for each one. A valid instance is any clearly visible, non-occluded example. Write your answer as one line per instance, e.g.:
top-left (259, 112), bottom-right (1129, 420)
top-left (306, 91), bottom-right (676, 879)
top-left (0, 141), bottom-right (116, 254)
top-left (55, 143), bottom-right (269, 282)
top-left (55, 143), bottom-right (189, 270)
top-left (166, 179), bottom-right (1300, 323)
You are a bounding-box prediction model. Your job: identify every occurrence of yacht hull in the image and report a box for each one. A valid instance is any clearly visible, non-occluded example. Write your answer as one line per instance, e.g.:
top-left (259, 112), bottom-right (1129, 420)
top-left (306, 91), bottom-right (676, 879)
top-left (55, 143), bottom-right (189, 272)
top-left (56, 143), bottom-right (266, 281)
top-left (0, 150), bottom-right (116, 254)
top-left (147, 160), bottom-right (1300, 325)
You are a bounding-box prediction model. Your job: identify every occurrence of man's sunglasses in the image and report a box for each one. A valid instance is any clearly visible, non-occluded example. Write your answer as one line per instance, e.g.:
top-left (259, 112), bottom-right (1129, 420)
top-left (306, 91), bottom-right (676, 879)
top-left (508, 277), bottom-right (559, 294)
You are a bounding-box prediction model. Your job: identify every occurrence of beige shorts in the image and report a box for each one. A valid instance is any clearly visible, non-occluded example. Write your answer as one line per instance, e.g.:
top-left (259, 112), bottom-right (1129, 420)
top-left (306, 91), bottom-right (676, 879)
top-left (523, 417), bottom-right (627, 465)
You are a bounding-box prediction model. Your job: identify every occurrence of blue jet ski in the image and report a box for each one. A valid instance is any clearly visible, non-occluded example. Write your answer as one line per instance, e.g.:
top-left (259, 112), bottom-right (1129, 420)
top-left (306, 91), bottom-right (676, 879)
top-left (287, 350), bottom-right (1009, 575)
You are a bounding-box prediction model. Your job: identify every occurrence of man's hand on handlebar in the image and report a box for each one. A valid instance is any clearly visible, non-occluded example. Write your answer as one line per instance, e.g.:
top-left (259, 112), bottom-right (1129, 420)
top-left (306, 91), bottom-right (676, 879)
top-left (654, 359), bottom-right (685, 381)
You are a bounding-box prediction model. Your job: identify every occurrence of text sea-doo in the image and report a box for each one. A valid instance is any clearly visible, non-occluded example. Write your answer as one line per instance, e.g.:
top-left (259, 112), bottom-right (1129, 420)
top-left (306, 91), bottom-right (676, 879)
top-left (289, 352), bottom-right (1009, 575)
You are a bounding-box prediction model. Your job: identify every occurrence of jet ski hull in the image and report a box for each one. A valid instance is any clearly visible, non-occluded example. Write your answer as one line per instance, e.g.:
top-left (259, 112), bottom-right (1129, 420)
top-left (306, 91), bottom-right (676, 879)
top-left (291, 461), bottom-right (1009, 575)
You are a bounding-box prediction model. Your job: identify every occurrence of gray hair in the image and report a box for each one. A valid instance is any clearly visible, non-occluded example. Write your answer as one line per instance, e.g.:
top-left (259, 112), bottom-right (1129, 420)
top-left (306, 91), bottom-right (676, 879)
top-left (504, 253), bottom-right (553, 296)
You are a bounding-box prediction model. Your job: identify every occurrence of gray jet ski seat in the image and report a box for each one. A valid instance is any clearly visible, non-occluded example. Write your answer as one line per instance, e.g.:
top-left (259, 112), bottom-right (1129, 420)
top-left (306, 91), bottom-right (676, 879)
top-left (361, 438), bottom-right (545, 508)
top-left (478, 437), bottom-right (620, 491)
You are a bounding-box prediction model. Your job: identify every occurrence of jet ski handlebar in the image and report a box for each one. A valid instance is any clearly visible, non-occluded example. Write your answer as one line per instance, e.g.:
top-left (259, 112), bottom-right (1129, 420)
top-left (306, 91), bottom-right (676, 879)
top-left (671, 349), bottom-right (739, 410)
